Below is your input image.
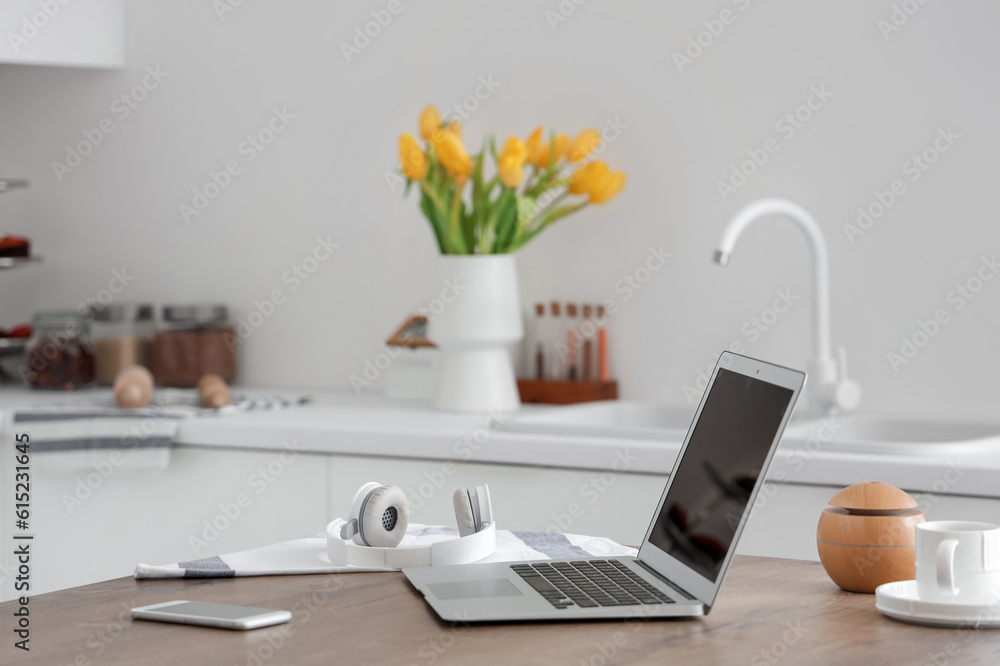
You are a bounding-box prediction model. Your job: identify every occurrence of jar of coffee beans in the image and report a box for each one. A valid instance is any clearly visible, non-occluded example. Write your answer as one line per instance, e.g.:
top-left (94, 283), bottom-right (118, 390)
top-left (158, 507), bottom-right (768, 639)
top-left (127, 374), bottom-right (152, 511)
top-left (26, 310), bottom-right (96, 389)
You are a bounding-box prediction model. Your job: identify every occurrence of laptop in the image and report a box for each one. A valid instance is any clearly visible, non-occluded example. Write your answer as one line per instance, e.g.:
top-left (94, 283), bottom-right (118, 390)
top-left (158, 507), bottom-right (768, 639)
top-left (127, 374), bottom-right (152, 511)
top-left (403, 351), bottom-right (805, 622)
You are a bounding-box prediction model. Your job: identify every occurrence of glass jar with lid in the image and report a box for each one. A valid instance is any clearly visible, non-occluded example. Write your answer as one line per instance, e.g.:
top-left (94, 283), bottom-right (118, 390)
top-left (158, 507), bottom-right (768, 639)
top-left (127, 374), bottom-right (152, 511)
top-left (92, 303), bottom-right (154, 385)
top-left (153, 304), bottom-right (237, 387)
top-left (26, 310), bottom-right (96, 389)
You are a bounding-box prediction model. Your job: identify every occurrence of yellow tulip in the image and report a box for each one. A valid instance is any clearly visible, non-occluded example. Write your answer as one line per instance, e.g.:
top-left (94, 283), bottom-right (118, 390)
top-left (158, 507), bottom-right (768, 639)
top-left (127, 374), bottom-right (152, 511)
top-left (432, 130), bottom-right (472, 183)
top-left (553, 134), bottom-right (569, 162)
top-left (589, 171), bottom-right (626, 204)
top-left (568, 160), bottom-right (625, 204)
top-left (498, 136), bottom-right (527, 188)
top-left (398, 133), bottom-right (427, 180)
top-left (568, 161), bottom-right (609, 195)
top-left (419, 105), bottom-right (441, 141)
top-left (446, 120), bottom-right (461, 138)
top-left (567, 128), bottom-right (601, 163)
top-left (525, 126), bottom-right (548, 168)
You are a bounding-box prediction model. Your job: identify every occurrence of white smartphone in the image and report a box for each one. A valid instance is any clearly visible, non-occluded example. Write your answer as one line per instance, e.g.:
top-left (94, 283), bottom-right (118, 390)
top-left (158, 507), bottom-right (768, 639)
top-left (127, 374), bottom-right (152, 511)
top-left (131, 600), bottom-right (292, 631)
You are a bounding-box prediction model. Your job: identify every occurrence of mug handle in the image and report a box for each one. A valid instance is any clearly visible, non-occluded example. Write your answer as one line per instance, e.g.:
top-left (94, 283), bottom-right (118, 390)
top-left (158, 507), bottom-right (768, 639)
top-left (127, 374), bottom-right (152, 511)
top-left (937, 538), bottom-right (959, 597)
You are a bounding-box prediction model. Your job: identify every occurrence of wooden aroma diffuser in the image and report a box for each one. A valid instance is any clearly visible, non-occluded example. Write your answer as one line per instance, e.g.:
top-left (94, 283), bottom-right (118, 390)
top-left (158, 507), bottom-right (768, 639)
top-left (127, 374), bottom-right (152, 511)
top-left (817, 482), bottom-right (925, 593)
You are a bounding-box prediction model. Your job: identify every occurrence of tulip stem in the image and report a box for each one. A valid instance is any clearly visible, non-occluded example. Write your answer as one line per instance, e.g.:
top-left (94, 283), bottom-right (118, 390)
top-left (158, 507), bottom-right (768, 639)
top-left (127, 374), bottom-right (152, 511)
top-left (448, 187), bottom-right (465, 254)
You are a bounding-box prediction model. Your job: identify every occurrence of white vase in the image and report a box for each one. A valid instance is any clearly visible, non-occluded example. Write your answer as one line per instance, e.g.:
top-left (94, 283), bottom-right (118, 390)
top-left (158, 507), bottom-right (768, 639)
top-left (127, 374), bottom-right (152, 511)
top-left (426, 255), bottom-right (523, 413)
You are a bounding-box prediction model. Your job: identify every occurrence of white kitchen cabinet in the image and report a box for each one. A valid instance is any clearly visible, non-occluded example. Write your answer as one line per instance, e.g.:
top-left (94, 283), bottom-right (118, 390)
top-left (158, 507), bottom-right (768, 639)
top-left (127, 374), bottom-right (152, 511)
top-left (0, 445), bottom-right (327, 602)
top-left (325, 454), bottom-right (667, 547)
top-left (325, 459), bottom-right (1000, 564)
top-left (737, 483), bottom-right (1000, 562)
top-left (0, 0), bottom-right (124, 68)
top-left (6, 436), bottom-right (1000, 603)
top-left (324, 455), bottom-right (830, 557)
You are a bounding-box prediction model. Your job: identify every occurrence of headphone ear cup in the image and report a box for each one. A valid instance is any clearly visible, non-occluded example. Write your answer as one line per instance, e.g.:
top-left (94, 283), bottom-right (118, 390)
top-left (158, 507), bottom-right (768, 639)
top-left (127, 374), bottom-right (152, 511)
top-left (359, 486), bottom-right (409, 547)
top-left (453, 489), bottom-right (478, 537)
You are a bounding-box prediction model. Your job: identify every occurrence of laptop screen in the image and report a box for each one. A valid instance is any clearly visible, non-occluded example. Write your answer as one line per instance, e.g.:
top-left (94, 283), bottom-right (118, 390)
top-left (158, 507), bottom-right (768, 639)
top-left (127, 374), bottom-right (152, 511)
top-left (646, 367), bottom-right (794, 582)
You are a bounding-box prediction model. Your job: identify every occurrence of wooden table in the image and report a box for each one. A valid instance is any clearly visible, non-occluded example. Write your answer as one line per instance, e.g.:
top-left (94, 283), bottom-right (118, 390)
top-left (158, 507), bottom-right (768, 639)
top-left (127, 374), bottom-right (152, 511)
top-left (3, 555), bottom-right (998, 665)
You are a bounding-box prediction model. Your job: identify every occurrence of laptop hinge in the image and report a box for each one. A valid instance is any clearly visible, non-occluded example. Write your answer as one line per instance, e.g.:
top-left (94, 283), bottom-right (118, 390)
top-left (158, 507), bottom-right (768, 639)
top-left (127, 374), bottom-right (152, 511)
top-left (634, 559), bottom-right (698, 602)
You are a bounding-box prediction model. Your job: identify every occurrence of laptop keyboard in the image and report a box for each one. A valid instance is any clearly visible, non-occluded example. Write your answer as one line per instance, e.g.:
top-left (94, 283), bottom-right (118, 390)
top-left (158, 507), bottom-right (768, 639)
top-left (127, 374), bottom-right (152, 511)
top-left (510, 560), bottom-right (676, 610)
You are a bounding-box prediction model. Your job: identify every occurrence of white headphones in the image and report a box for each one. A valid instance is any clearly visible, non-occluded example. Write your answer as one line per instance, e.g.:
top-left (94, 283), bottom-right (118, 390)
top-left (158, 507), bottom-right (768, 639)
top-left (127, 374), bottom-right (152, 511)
top-left (326, 481), bottom-right (496, 569)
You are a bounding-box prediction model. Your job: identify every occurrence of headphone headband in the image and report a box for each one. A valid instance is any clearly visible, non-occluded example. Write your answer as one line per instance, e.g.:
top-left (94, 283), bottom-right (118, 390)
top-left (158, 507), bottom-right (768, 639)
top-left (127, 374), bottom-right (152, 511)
top-left (325, 481), bottom-right (496, 569)
top-left (326, 520), bottom-right (496, 568)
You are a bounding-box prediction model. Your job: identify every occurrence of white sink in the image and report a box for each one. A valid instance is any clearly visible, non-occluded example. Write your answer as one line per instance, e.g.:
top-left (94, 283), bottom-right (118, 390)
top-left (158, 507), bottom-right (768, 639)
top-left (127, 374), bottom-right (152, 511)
top-left (782, 415), bottom-right (1000, 456)
top-left (507, 401), bottom-right (694, 442)
top-left (509, 402), bottom-right (1000, 456)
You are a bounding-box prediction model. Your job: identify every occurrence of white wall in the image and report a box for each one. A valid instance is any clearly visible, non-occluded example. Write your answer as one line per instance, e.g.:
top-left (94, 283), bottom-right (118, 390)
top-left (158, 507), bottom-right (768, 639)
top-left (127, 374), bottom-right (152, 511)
top-left (1, 0), bottom-right (998, 420)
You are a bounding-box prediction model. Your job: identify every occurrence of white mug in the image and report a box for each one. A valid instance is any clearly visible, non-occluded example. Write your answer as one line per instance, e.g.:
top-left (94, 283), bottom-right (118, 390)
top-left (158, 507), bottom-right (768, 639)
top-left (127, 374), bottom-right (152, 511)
top-left (915, 521), bottom-right (1000, 604)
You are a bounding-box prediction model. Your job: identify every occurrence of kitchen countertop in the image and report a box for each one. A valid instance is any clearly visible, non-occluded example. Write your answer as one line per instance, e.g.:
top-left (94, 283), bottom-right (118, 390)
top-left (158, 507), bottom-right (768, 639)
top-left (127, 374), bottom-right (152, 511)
top-left (1, 387), bottom-right (999, 500)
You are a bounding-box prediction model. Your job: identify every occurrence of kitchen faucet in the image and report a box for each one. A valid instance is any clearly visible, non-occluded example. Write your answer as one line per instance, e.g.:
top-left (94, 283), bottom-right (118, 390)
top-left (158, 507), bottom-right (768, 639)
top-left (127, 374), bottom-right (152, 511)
top-left (713, 198), bottom-right (861, 415)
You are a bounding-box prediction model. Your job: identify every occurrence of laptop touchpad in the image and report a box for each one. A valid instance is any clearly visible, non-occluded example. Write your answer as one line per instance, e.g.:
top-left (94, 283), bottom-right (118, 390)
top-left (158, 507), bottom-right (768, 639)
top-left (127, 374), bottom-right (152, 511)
top-left (428, 579), bottom-right (522, 600)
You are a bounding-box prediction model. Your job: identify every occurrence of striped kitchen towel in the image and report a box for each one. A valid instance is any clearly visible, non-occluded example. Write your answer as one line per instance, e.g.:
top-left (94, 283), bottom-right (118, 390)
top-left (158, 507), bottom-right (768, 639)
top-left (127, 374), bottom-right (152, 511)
top-left (135, 524), bottom-right (638, 578)
top-left (12, 390), bottom-right (308, 465)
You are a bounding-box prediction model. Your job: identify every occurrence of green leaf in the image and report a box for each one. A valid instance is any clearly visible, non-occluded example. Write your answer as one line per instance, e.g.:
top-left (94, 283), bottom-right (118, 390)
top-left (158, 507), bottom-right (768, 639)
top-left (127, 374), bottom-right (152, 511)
top-left (470, 147), bottom-right (486, 252)
top-left (507, 202), bottom-right (588, 252)
top-left (419, 189), bottom-right (446, 254)
top-left (448, 186), bottom-right (468, 254)
top-left (491, 191), bottom-right (519, 253)
top-left (516, 195), bottom-right (537, 228)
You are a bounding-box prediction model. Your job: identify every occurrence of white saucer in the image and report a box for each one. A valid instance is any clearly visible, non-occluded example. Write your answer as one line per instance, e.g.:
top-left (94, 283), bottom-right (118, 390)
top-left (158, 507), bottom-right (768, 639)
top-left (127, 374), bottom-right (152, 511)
top-left (876, 580), bottom-right (1000, 628)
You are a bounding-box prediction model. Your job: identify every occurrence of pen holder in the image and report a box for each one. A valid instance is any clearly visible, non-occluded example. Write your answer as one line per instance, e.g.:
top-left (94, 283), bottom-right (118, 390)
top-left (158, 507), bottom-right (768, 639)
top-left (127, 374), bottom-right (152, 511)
top-left (516, 379), bottom-right (618, 405)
